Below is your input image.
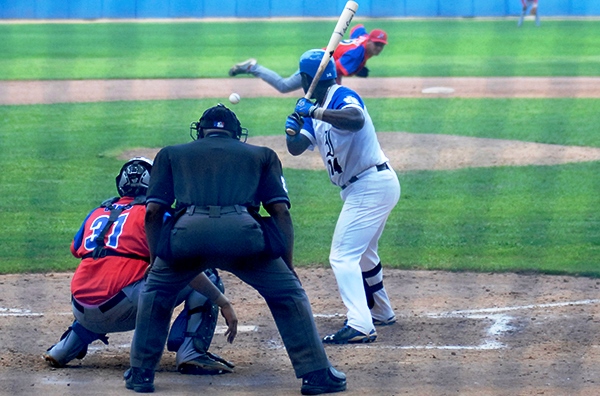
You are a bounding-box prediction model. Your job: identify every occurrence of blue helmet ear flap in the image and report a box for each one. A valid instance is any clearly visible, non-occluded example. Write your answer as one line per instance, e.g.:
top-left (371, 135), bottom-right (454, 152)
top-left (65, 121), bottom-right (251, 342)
top-left (299, 49), bottom-right (337, 82)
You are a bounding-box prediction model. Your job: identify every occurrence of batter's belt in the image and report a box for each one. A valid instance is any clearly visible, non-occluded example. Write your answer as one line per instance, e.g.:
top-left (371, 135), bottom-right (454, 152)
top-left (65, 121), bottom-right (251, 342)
top-left (341, 162), bottom-right (390, 190)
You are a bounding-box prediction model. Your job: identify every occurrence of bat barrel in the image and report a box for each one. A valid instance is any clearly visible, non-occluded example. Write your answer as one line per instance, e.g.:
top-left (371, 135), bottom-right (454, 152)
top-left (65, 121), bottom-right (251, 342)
top-left (304, 0), bottom-right (359, 99)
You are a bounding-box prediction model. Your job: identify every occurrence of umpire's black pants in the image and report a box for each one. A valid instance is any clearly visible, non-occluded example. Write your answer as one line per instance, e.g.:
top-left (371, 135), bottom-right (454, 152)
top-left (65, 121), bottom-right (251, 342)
top-left (130, 254), bottom-right (331, 378)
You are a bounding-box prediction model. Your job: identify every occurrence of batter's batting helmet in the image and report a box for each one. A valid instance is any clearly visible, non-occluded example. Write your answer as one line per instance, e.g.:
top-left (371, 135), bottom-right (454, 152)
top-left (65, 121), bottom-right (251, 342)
top-left (191, 103), bottom-right (248, 142)
top-left (116, 157), bottom-right (153, 197)
top-left (299, 49), bottom-right (337, 82)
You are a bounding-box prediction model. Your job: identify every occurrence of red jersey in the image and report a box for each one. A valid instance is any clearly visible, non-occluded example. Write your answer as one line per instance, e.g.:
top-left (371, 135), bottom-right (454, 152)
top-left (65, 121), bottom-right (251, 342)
top-left (70, 196), bottom-right (149, 305)
top-left (331, 24), bottom-right (372, 78)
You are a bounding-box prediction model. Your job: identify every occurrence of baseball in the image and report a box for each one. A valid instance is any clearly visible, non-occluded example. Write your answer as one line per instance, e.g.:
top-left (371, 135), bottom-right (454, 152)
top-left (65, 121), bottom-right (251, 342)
top-left (228, 93), bottom-right (241, 104)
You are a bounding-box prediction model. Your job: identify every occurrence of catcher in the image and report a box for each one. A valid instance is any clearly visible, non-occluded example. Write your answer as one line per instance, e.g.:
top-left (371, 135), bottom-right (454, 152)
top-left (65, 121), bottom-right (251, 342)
top-left (43, 157), bottom-right (237, 375)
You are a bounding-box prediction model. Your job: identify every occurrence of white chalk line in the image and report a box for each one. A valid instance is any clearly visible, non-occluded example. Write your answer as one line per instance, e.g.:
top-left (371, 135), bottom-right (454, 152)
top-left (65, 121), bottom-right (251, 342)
top-left (85, 325), bottom-right (259, 352)
top-left (4, 299), bottom-right (599, 351)
top-left (426, 298), bottom-right (600, 317)
top-left (0, 307), bottom-right (44, 317)
top-left (318, 299), bottom-right (600, 351)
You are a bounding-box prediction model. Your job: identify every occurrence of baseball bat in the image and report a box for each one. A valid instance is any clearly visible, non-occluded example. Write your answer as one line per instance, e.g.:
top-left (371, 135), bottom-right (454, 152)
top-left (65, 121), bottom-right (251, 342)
top-left (304, 1), bottom-right (359, 100)
top-left (285, 1), bottom-right (358, 136)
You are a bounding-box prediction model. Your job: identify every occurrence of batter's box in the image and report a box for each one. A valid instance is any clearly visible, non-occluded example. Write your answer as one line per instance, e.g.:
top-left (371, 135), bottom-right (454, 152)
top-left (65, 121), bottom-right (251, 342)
top-left (318, 299), bottom-right (600, 350)
top-left (316, 313), bottom-right (522, 350)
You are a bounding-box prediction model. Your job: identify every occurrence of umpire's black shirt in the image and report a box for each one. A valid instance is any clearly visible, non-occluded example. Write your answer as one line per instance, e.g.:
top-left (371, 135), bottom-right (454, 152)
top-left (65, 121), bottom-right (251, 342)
top-left (147, 135), bottom-right (290, 211)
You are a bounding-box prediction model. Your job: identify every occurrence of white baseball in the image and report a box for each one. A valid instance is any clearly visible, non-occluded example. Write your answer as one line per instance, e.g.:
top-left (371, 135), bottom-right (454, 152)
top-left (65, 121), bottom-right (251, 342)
top-left (228, 93), bottom-right (241, 104)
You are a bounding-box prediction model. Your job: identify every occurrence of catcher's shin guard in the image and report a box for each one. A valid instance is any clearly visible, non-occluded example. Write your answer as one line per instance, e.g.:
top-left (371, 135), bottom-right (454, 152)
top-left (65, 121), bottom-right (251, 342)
top-left (44, 321), bottom-right (106, 367)
top-left (170, 269), bottom-right (224, 367)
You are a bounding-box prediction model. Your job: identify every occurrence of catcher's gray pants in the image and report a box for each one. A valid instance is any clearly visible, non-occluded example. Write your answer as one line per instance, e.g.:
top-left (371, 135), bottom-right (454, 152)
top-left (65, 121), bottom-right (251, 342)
top-left (130, 255), bottom-right (330, 378)
top-left (73, 280), bottom-right (191, 334)
top-left (251, 64), bottom-right (303, 94)
top-left (54, 281), bottom-right (194, 365)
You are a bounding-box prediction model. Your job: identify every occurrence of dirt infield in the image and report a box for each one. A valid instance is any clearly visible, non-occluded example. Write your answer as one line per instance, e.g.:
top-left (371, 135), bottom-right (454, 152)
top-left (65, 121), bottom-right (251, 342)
top-left (2, 77), bottom-right (600, 395)
top-left (2, 269), bottom-right (600, 395)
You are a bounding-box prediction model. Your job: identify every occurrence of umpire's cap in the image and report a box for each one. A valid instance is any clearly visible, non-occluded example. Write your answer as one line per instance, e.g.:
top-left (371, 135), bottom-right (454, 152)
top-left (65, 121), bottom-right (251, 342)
top-left (299, 49), bottom-right (337, 82)
top-left (195, 103), bottom-right (243, 140)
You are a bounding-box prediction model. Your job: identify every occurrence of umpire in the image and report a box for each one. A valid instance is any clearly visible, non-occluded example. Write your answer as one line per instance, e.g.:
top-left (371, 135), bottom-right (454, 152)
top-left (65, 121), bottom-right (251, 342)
top-left (126, 104), bottom-right (346, 395)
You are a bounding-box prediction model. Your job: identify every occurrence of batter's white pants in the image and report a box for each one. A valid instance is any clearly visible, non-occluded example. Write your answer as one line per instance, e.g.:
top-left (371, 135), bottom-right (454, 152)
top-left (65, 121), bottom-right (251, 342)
top-left (330, 166), bottom-right (401, 335)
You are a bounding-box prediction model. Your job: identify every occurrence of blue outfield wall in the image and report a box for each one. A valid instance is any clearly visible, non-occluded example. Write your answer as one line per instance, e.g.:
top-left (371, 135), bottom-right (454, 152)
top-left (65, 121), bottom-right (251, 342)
top-left (0, 0), bottom-right (599, 19)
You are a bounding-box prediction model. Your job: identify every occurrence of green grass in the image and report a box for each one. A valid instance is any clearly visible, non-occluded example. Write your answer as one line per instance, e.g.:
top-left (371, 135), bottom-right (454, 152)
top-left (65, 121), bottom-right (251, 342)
top-left (1, 97), bottom-right (599, 275)
top-left (1, 19), bottom-right (600, 79)
top-left (1, 19), bottom-right (599, 276)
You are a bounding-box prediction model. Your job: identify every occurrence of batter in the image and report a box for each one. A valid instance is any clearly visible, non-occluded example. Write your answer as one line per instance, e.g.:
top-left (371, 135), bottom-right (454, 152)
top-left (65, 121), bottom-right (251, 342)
top-left (285, 49), bottom-right (400, 344)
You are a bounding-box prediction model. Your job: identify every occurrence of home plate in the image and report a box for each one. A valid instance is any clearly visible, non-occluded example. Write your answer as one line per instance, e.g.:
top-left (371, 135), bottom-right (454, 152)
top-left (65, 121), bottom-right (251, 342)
top-left (422, 86), bottom-right (455, 94)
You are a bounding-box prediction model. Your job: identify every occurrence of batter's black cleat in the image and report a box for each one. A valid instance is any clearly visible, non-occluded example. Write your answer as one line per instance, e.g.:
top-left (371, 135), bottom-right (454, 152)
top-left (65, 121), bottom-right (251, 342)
top-left (372, 315), bottom-right (397, 326)
top-left (322, 325), bottom-right (377, 344)
top-left (301, 366), bottom-right (347, 395)
top-left (124, 367), bottom-right (155, 393)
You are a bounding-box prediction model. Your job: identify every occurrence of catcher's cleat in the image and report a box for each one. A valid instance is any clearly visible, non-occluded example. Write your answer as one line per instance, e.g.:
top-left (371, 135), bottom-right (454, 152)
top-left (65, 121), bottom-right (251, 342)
top-left (322, 325), bottom-right (377, 344)
top-left (42, 353), bottom-right (64, 368)
top-left (373, 315), bottom-right (397, 326)
top-left (228, 58), bottom-right (257, 76)
top-left (177, 353), bottom-right (234, 375)
top-left (301, 366), bottom-right (346, 395)
top-left (124, 367), bottom-right (155, 393)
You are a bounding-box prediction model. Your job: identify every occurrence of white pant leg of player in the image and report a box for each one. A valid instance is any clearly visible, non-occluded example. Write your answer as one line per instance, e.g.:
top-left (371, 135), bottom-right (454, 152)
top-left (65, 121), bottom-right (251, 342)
top-left (518, 8), bottom-right (526, 27)
top-left (330, 169), bottom-right (401, 336)
top-left (359, 223), bottom-right (396, 323)
top-left (251, 65), bottom-right (303, 94)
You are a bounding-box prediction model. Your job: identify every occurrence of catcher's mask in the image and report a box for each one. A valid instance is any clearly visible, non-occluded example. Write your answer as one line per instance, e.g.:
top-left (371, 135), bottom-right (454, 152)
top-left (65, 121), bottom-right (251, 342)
top-left (190, 103), bottom-right (248, 142)
top-left (115, 157), bottom-right (153, 197)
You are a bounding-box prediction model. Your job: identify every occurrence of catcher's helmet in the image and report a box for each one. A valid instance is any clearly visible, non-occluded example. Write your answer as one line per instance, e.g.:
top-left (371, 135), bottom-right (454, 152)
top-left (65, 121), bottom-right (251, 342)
top-left (190, 103), bottom-right (248, 142)
top-left (299, 49), bottom-right (337, 82)
top-left (115, 157), bottom-right (153, 197)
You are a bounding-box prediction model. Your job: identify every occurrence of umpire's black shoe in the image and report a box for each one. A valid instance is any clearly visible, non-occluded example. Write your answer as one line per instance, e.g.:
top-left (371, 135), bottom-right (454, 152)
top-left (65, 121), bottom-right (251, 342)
top-left (124, 367), bottom-right (155, 393)
top-left (301, 366), bottom-right (346, 395)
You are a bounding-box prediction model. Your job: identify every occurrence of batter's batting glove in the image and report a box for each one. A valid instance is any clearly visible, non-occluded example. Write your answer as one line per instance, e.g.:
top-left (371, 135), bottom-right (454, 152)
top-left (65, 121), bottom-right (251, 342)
top-left (285, 112), bottom-right (304, 136)
top-left (295, 98), bottom-right (318, 118)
